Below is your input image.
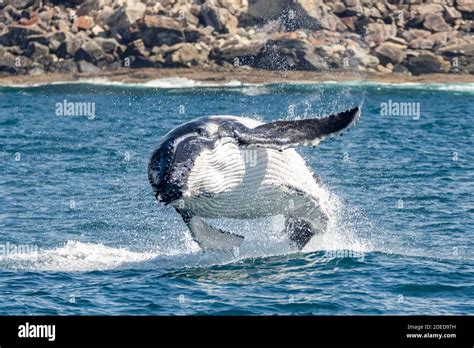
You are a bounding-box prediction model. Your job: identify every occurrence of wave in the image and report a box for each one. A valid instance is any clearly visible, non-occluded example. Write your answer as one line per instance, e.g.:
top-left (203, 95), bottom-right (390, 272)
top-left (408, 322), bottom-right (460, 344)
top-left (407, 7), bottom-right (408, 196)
top-left (0, 241), bottom-right (160, 272)
top-left (0, 189), bottom-right (376, 272)
top-left (328, 80), bottom-right (474, 92)
top-left (1, 77), bottom-right (473, 93)
top-left (0, 77), bottom-right (246, 89)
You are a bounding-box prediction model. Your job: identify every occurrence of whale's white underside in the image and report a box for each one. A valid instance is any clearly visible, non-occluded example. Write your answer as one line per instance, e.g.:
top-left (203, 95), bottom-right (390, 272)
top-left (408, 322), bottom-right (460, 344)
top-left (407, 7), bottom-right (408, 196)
top-left (169, 116), bottom-right (330, 220)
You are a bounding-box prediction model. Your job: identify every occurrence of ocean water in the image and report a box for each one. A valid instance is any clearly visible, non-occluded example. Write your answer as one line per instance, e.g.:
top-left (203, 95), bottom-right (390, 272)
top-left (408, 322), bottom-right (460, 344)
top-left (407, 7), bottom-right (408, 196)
top-left (0, 79), bottom-right (473, 315)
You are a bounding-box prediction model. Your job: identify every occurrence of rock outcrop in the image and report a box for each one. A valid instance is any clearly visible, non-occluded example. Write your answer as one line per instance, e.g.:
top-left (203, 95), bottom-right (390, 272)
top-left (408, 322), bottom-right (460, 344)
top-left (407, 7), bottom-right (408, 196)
top-left (0, 0), bottom-right (472, 76)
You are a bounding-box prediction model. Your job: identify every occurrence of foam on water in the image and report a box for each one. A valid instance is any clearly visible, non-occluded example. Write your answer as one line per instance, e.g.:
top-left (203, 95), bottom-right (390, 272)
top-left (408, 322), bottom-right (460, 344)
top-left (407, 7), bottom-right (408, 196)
top-left (1, 77), bottom-right (472, 93)
top-left (321, 80), bottom-right (474, 92)
top-left (0, 77), bottom-right (246, 89)
top-left (0, 241), bottom-right (160, 272)
top-left (0, 183), bottom-right (377, 273)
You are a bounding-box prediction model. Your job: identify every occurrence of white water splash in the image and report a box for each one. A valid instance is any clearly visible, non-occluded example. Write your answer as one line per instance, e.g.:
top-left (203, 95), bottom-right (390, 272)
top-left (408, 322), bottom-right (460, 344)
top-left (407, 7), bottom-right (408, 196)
top-left (0, 241), bottom-right (160, 272)
top-left (1, 78), bottom-right (472, 93)
top-left (0, 186), bottom-right (375, 272)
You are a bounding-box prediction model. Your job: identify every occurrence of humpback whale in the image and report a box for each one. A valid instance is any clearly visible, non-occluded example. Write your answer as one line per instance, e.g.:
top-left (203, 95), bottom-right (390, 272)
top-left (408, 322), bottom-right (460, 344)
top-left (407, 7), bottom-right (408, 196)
top-left (148, 106), bottom-right (360, 252)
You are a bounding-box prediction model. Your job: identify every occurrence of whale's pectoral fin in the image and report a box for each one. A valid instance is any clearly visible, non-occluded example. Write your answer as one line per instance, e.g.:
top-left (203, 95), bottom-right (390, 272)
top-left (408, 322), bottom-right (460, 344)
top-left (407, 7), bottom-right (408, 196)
top-left (177, 209), bottom-right (244, 252)
top-left (235, 106), bottom-right (360, 150)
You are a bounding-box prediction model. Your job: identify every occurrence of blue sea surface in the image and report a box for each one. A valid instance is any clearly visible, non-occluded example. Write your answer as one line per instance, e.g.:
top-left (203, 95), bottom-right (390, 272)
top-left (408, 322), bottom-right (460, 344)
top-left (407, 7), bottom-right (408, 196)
top-left (0, 79), bottom-right (473, 315)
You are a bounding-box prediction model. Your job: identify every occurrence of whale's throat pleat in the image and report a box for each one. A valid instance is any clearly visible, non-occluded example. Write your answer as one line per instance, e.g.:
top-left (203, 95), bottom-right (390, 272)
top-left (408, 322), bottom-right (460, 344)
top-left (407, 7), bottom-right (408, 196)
top-left (181, 139), bottom-right (324, 219)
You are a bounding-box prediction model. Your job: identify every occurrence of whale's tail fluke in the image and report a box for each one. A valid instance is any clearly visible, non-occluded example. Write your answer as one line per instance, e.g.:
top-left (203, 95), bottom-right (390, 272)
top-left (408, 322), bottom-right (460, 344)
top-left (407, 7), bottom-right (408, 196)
top-left (235, 106), bottom-right (361, 150)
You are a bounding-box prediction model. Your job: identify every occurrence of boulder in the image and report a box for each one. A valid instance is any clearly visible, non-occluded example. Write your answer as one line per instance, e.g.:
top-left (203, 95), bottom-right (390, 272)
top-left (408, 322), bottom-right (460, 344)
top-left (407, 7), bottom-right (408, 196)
top-left (47, 31), bottom-right (66, 52)
top-left (25, 41), bottom-right (49, 59)
top-left (341, 16), bottom-right (357, 31)
top-left (184, 26), bottom-right (207, 42)
top-left (167, 2), bottom-right (201, 27)
top-left (95, 5), bottom-right (114, 27)
top-left (107, 0), bottom-right (146, 35)
top-left (127, 38), bottom-right (149, 57)
top-left (330, 2), bottom-right (345, 14)
top-left (456, 0), bottom-right (474, 13)
top-left (466, 63), bottom-right (474, 74)
top-left (0, 25), bottom-right (43, 47)
top-left (218, 0), bottom-right (248, 16)
top-left (19, 13), bottom-right (40, 26)
top-left (217, 35), bottom-right (265, 59)
top-left (376, 64), bottom-right (393, 74)
top-left (343, 0), bottom-right (363, 15)
top-left (56, 32), bottom-right (82, 59)
top-left (345, 42), bottom-right (380, 68)
top-left (0, 48), bottom-right (21, 74)
top-left (75, 39), bottom-right (106, 63)
top-left (364, 22), bottom-right (393, 48)
top-left (386, 37), bottom-right (408, 46)
top-left (423, 13), bottom-right (451, 32)
top-left (416, 3), bottom-right (444, 17)
top-left (0, 48), bottom-right (31, 74)
top-left (77, 60), bottom-right (100, 73)
top-left (429, 32), bottom-right (449, 49)
top-left (201, 1), bottom-right (238, 34)
top-left (375, 42), bottom-right (406, 65)
top-left (9, 0), bottom-right (37, 10)
top-left (27, 34), bottom-right (50, 46)
top-left (459, 20), bottom-right (474, 32)
top-left (363, 6), bottom-right (382, 19)
top-left (28, 66), bottom-right (45, 75)
top-left (94, 37), bottom-right (125, 56)
top-left (38, 7), bottom-right (54, 22)
top-left (48, 59), bottom-right (78, 73)
top-left (405, 52), bottom-right (451, 75)
top-left (374, 1), bottom-right (393, 17)
top-left (443, 5), bottom-right (462, 23)
top-left (31, 51), bottom-right (57, 67)
top-left (291, 0), bottom-right (345, 31)
top-left (91, 25), bottom-right (105, 37)
top-left (76, 1), bottom-right (98, 16)
top-left (75, 16), bottom-right (94, 30)
top-left (140, 15), bottom-right (185, 47)
top-left (128, 55), bottom-right (164, 69)
top-left (402, 29), bottom-right (431, 42)
top-left (169, 43), bottom-right (205, 67)
top-left (301, 49), bottom-right (330, 71)
top-left (410, 37), bottom-right (434, 50)
top-left (439, 43), bottom-right (474, 56)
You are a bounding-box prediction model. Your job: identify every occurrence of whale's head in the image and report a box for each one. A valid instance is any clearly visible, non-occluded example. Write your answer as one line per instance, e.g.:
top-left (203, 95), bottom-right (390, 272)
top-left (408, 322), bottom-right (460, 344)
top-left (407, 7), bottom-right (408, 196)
top-left (148, 118), bottom-right (223, 205)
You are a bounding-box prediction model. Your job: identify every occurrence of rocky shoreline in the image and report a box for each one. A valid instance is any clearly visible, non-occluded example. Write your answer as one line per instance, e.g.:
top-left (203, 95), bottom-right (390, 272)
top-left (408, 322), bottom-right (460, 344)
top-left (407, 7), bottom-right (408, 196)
top-left (0, 0), bottom-right (473, 79)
